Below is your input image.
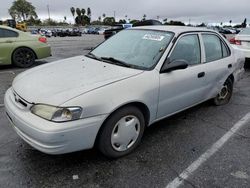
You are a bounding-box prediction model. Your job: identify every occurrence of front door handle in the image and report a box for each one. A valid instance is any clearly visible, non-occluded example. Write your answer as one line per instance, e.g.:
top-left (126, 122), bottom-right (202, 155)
top-left (198, 72), bottom-right (205, 78)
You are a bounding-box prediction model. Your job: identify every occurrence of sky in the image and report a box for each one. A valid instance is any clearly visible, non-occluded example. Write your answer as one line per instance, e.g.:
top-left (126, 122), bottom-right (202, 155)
top-left (0, 0), bottom-right (250, 25)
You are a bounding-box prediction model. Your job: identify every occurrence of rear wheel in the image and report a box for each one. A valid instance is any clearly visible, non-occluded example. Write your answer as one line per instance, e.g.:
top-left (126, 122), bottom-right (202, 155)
top-left (213, 78), bottom-right (233, 106)
top-left (97, 106), bottom-right (145, 158)
top-left (12, 48), bottom-right (36, 68)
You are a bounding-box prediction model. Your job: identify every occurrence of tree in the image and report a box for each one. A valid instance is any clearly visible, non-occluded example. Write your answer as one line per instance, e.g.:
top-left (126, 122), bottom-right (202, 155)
top-left (70, 7), bottom-right (75, 24)
top-left (81, 9), bottom-right (85, 16)
top-left (64, 16), bottom-right (67, 22)
top-left (87, 7), bottom-right (91, 18)
top-left (197, 22), bottom-right (206, 27)
top-left (98, 16), bottom-right (101, 22)
top-left (102, 13), bottom-right (106, 19)
top-left (26, 16), bottom-right (41, 26)
top-left (9, 0), bottom-right (37, 21)
top-left (142, 14), bottom-right (146, 21)
top-left (119, 19), bottom-right (126, 24)
top-left (130, 19), bottom-right (140, 25)
top-left (229, 20), bottom-right (232, 25)
top-left (70, 7), bottom-right (75, 17)
top-left (75, 8), bottom-right (82, 25)
top-left (76, 8), bottom-right (81, 17)
top-left (103, 17), bottom-right (115, 25)
top-left (74, 8), bottom-right (90, 25)
top-left (165, 20), bottom-right (185, 26)
top-left (163, 18), bottom-right (168, 24)
top-left (242, 18), bottom-right (247, 28)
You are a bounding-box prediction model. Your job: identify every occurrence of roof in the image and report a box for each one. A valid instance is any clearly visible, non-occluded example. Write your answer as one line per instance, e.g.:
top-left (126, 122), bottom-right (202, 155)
top-left (130, 25), bottom-right (216, 35)
top-left (0, 25), bottom-right (20, 32)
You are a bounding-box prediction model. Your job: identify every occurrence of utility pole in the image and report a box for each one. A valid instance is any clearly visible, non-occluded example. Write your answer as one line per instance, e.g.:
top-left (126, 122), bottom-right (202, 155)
top-left (47, 4), bottom-right (51, 21)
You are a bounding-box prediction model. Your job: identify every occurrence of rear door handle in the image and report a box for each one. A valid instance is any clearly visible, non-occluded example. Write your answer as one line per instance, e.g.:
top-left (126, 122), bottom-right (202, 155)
top-left (197, 72), bottom-right (205, 78)
top-left (228, 64), bottom-right (232, 68)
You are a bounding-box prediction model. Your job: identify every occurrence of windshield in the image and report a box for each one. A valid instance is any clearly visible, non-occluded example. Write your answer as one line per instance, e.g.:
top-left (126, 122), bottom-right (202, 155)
top-left (89, 29), bottom-right (174, 70)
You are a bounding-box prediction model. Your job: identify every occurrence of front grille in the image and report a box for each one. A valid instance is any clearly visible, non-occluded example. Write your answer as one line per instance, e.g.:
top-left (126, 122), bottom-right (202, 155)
top-left (13, 92), bottom-right (28, 108)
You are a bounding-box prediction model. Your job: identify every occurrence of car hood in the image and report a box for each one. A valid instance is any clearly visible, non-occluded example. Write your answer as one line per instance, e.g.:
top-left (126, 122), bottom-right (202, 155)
top-left (12, 56), bottom-right (143, 105)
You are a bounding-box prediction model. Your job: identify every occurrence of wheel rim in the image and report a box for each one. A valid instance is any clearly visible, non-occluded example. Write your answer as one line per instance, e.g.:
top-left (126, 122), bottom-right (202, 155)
top-left (111, 115), bottom-right (140, 152)
top-left (15, 49), bottom-right (34, 66)
top-left (218, 85), bottom-right (229, 100)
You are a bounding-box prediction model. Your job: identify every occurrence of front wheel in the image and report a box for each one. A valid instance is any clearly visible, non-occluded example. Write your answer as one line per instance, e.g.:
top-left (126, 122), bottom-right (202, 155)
top-left (213, 78), bottom-right (233, 106)
top-left (97, 106), bottom-right (145, 158)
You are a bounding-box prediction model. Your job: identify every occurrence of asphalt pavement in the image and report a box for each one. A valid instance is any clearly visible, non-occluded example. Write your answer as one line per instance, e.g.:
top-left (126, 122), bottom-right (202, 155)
top-left (0, 35), bottom-right (250, 188)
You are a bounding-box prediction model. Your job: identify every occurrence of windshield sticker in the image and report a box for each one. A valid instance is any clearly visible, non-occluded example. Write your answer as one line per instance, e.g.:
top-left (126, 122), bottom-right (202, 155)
top-left (143, 34), bottom-right (165, 41)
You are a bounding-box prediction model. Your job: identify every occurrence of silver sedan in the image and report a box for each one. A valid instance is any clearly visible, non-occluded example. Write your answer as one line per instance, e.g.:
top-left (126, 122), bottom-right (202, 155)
top-left (4, 26), bottom-right (245, 158)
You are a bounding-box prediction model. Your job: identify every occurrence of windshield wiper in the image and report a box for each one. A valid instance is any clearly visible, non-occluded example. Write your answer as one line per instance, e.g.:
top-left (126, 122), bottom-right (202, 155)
top-left (100, 57), bottom-right (132, 68)
top-left (85, 52), bottom-right (102, 61)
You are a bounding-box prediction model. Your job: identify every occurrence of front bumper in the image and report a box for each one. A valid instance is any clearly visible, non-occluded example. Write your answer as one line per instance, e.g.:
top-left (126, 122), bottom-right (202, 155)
top-left (4, 88), bottom-right (107, 154)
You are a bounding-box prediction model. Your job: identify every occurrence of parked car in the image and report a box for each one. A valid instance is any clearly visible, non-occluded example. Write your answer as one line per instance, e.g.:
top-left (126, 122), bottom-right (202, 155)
top-left (5, 26), bottom-right (244, 158)
top-left (104, 24), bottom-right (124, 39)
top-left (86, 27), bottom-right (99, 34)
top-left (97, 28), bottom-right (105, 35)
top-left (230, 27), bottom-right (250, 65)
top-left (0, 25), bottom-right (51, 68)
top-left (67, 28), bottom-right (82, 36)
top-left (104, 20), bottom-right (162, 40)
top-left (57, 29), bottom-right (69, 37)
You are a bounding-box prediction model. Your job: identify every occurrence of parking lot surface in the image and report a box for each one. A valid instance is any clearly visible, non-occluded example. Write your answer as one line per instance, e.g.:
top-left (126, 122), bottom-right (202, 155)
top-left (0, 35), bottom-right (250, 188)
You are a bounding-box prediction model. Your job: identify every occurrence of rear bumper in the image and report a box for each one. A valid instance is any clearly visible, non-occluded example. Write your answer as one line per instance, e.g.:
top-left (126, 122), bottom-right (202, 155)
top-left (233, 45), bottom-right (250, 58)
top-left (35, 45), bottom-right (51, 59)
top-left (4, 88), bottom-right (107, 154)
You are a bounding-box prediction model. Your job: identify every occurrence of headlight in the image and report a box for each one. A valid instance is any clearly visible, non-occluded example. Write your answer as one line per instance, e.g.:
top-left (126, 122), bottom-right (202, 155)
top-left (31, 104), bottom-right (82, 122)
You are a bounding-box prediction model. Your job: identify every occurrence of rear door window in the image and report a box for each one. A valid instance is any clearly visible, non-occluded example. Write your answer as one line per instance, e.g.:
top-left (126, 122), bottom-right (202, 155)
top-left (202, 34), bottom-right (230, 62)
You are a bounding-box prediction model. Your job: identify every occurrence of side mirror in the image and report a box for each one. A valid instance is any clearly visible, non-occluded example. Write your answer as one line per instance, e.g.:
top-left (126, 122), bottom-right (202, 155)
top-left (160, 59), bottom-right (188, 73)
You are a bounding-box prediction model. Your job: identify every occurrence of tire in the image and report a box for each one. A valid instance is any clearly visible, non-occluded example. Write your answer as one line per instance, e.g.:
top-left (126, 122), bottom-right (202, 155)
top-left (12, 48), bottom-right (36, 68)
top-left (97, 106), bottom-right (145, 158)
top-left (213, 78), bottom-right (233, 106)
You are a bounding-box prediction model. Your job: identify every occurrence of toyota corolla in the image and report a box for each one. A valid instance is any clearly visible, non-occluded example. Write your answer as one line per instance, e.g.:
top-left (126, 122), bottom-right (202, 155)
top-left (4, 26), bottom-right (245, 158)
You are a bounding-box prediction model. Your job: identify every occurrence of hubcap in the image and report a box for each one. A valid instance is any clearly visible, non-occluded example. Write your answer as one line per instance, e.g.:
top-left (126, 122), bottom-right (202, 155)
top-left (218, 85), bottom-right (229, 100)
top-left (15, 49), bottom-right (34, 65)
top-left (111, 115), bottom-right (140, 152)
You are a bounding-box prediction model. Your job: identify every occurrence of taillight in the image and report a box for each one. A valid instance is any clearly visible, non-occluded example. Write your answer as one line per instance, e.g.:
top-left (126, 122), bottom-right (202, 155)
top-left (229, 37), bottom-right (241, 45)
top-left (39, 37), bottom-right (47, 43)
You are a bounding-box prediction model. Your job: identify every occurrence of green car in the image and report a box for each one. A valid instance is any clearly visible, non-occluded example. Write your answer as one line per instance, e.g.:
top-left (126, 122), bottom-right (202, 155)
top-left (0, 25), bottom-right (51, 68)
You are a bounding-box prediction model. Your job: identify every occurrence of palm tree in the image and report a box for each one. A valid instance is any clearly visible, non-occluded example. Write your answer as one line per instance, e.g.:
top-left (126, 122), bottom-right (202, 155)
top-left (87, 8), bottom-right (91, 17)
top-left (102, 13), bottom-right (106, 19)
top-left (81, 9), bottom-right (85, 16)
top-left (143, 14), bottom-right (146, 21)
top-left (70, 7), bottom-right (75, 23)
top-left (75, 8), bottom-right (82, 25)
